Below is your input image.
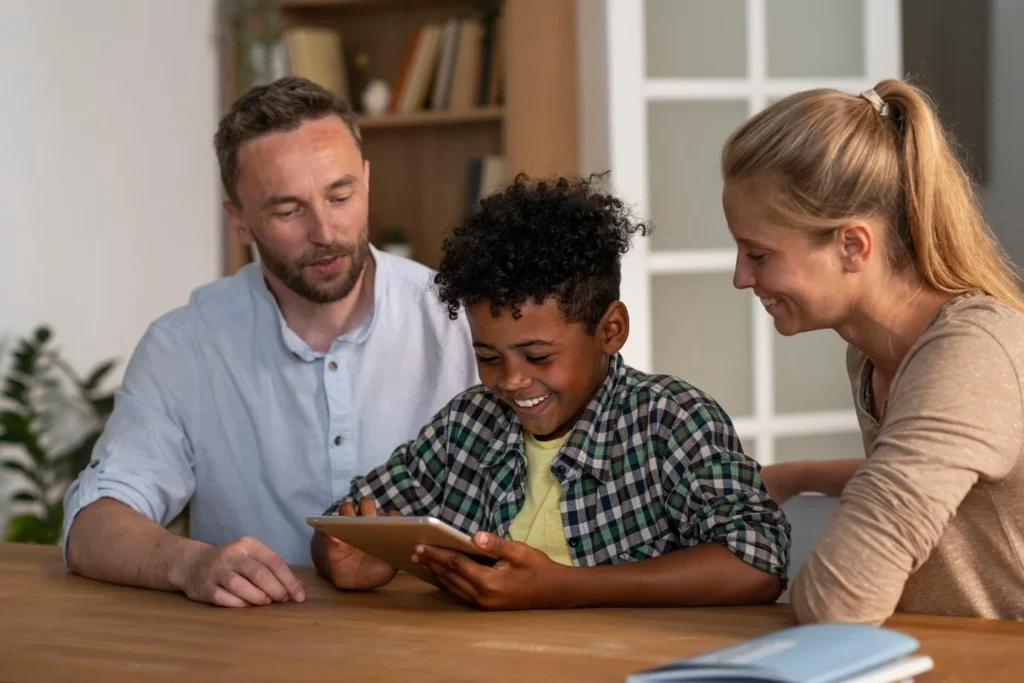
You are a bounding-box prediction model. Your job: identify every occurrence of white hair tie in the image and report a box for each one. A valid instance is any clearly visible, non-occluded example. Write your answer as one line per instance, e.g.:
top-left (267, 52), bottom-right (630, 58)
top-left (859, 88), bottom-right (889, 117)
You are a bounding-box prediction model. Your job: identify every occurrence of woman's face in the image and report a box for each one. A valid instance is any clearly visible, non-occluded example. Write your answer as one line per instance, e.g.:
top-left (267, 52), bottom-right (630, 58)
top-left (723, 181), bottom-right (867, 336)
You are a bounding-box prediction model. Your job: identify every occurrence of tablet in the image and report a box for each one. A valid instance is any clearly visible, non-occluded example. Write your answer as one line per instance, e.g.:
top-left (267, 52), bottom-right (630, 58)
top-left (305, 515), bottom-right (498, 587)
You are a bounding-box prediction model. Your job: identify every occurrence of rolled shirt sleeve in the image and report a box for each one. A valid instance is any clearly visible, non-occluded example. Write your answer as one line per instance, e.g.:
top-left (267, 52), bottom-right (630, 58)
top-left (663, 398), bottom-right (791, 584)
top-left (62, 318), bottom-right (196, 566)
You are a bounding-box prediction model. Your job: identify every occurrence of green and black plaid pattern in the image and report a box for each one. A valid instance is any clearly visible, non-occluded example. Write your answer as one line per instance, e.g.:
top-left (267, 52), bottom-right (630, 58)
top-left (328, 354), bottom-right (790, 581)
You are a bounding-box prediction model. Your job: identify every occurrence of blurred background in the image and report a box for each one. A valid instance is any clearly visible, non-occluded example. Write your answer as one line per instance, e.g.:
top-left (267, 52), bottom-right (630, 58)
top-left (0, 0), bottom-right (1020, 537)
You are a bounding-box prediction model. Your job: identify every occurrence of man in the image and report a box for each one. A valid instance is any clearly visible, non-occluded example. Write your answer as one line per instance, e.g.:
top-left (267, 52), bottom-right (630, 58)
top-left (62, 77), bottom-right (478, 607)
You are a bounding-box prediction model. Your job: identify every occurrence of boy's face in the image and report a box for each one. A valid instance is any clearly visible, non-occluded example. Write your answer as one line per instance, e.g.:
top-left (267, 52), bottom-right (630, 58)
top-left (468, 298), bottom-right (628, 440)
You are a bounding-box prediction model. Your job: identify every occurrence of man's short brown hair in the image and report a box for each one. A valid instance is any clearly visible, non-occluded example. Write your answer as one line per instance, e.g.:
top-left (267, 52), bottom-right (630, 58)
top-left (214, 76), bottom-right (362, 204)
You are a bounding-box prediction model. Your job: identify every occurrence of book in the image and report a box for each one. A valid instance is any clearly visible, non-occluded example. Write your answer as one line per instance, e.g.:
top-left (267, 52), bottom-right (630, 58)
top-left (430, 18), bottom-right (461, 110)
top-left (464, 155), bottom-right (506, 211)
top-left (625, 624), bottom-right (934, 683)
top-left (399, 23), bottom-right (443, 112)
top-left (388, 28), bottom-right (423, 113)
top-left (448, 19), bottom-right (484, 111)
top-left (283, 27), bottom-right (349, 102)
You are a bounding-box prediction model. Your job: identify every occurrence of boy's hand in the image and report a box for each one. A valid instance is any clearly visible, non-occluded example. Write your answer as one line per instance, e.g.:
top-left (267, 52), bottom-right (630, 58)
top-left (322, 498), bottom-right (398, 590)
top-left (412, 532), bottom-right (571, 610)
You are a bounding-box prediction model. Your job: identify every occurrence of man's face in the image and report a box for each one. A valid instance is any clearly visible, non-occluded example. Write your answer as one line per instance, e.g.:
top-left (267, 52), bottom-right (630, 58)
top-left (226, 115), bottom-right (370, 304)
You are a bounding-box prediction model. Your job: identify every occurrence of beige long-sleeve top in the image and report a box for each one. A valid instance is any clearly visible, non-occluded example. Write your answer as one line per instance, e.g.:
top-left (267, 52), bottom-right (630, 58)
top-left (791, 291), bottom-right (1024, 624)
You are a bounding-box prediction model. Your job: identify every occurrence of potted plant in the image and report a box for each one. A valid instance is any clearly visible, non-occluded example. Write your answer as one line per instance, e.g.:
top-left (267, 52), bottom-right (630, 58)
top-left (0, 327), bottom-right (116, 544)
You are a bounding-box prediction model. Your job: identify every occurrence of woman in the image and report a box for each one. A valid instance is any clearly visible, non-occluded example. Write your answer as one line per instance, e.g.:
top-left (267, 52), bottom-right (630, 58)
top-left (721, 78), bottom-right (1024, 624)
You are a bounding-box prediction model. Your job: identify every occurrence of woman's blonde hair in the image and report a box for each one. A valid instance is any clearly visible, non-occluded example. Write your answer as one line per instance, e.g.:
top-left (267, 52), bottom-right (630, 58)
top-left (721, 78), bottom-right (1024, 311)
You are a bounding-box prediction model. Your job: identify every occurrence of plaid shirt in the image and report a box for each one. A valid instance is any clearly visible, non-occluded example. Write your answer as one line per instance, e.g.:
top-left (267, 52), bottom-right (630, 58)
top-left (330, 354), bottom-right (789, 581)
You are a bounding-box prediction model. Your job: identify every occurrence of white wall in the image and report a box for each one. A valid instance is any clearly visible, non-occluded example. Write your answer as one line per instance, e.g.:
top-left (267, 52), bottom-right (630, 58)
top-left (0, 0), bottom-right (222, 529)
top-left (980, 0), bottom-right (1024, 267)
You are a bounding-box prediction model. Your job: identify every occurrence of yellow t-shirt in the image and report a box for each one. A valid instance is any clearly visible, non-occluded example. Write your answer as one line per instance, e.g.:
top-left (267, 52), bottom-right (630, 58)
top-left (507, 431), bottom-right (574, 566)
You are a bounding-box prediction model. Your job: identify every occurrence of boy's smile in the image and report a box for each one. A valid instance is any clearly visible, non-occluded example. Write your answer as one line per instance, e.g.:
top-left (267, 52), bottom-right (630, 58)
top-left (468, 298), bottom-right (617, 440)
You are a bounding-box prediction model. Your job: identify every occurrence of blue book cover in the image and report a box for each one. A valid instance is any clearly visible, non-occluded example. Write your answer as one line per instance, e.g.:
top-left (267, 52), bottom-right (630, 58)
top-left (626, 624), bottom-right (933, 683)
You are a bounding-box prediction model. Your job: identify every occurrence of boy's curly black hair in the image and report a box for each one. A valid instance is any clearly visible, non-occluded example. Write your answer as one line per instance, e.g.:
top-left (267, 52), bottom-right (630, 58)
top-left (434, 173), bottom-right (650, 333)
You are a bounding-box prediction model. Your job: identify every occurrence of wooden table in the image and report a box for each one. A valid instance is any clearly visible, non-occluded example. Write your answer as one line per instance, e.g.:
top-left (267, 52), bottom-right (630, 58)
top-left (1, 543), bottom-right (1020, 682)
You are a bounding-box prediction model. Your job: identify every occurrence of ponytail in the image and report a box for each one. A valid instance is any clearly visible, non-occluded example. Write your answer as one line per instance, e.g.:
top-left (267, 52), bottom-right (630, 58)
top-left (873, 79), bottom-right (1024, 310)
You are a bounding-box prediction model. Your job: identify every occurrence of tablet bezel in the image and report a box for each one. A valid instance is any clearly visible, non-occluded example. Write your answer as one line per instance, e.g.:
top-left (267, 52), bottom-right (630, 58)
top-left (306, 515), bottom-right (497, 588)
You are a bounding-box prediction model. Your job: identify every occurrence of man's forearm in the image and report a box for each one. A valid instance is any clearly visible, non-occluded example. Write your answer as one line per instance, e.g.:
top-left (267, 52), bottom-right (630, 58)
top-left (65, 498), bottom-right (206, 592)
top-left (551, 543), bottom-right (782, 609)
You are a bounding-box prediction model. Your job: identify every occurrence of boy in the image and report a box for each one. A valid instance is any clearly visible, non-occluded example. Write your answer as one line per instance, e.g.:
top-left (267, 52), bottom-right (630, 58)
top-left (312, 174), bottom-right (790, 610)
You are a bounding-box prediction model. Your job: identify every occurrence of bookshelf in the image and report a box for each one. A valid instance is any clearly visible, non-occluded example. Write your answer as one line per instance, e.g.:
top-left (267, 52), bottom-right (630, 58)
top-left (219, 0), bottom-right (578, 275)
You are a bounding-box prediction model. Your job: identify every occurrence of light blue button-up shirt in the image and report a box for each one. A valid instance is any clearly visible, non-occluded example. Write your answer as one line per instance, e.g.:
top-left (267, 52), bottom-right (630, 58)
top-left (62, 247), bottom-right (479, 565)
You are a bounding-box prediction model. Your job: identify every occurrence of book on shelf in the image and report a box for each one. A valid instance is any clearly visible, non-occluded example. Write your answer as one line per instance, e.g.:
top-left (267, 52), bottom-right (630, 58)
top-left (625, 624), bottom-right (934, 683)
top-left (430, 18), bottom-right (461, 111)
top-left (283, 26), bottom-right (350, 102)
top-left (465, 155), bottom-right (507, 212)
top-left (388, 14), bottom-right (503, 115)
top-left (447, 19), bottom-right (485, 110)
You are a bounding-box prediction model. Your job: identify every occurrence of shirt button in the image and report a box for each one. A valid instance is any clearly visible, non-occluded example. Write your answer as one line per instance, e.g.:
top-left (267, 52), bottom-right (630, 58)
top-left (328, 361), bottom-right (338, 372)
top-left (334, 435), bottom-right (343, 446)
top-left (555, 464), bottom-right (567, 476)
top-left (568, 537), bottom-right (580, 548)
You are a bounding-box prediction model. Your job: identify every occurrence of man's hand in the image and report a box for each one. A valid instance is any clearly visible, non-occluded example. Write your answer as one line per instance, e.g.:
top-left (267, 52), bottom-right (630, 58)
top-left (170, 536), bottom-right (306, 608)
top-left (321, 498), bottom-right (398, 590)
top-left (412, 532), bottom-right (571, 610)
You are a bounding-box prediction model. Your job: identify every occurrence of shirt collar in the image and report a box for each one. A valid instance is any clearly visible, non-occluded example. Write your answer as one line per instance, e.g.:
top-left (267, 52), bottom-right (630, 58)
top-left (481, 353), bottom-right (627, 483)
top-left (249, 246), bottom-right (382, 362)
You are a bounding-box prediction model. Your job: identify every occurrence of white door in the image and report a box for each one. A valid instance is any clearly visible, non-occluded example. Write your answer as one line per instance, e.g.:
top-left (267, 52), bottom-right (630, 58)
top-left (604, 0), bottom-right (902, 464)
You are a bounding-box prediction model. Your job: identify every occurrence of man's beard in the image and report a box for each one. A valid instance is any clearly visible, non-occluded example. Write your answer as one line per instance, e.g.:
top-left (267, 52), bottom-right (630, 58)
top-left (254, 228), bottom-right (370, 305)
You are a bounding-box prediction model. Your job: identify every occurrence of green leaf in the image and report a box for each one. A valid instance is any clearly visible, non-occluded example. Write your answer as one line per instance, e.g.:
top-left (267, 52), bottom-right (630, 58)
top-left (1, 418), bottom-right (49, 465)
top-left (1, 459), bottom-right (38, 481)
top-left (90, 395), bottom-right (115, 417)
top-left (34, 326), bottom-right (52, 344)
top-left (0, 410), bottom-right (29, 443)
top-left (12, 490), bottom-right (39, 504)
top-left (82, 360), bottom-right (117, 392)
top-left (3, 378), bottom-right (28, 407)
top-left (12, 347), bottom-right (35, 376)
top-left (4, 515), bottom-right (42, 543)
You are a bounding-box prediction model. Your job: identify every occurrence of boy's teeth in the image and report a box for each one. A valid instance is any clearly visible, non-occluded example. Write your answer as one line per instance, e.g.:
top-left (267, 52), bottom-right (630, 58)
top-left (760, 296), bottom-right (780, 308)
top-left (515, 394), bottom-right (550, 408)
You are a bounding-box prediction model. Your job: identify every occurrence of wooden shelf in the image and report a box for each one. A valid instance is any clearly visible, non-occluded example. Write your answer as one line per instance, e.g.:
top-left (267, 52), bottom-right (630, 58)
top-left (357, 106), bottom-right (503, 130)
top-left (281, 0), bottom-right (459, 9)
top-left (221, 0), bottom-right (576, 275)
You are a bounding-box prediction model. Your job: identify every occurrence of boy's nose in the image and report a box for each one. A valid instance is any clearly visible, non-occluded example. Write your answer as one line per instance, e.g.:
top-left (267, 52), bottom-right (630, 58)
top-left (498, 368), bottom-right (531, 392)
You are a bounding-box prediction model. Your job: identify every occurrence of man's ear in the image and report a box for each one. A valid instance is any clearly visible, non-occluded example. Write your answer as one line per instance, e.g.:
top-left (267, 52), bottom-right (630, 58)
top-left (837, 222), bottom-right (873, 274)
top-left (223, 199), bottom-right (254, 247)
top-left (596, 301), bottom-right (629, 354)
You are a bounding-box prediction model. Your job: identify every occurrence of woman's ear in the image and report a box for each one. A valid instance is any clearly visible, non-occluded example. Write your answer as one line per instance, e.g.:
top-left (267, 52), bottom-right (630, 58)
top-left (597, 301), bottom-right (629, 354)
top-left (837, 222), bottom-right (874, 273)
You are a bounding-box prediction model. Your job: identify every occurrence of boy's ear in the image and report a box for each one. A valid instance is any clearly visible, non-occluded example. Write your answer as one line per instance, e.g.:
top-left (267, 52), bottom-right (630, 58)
top-left (597, 301), bottom-right (629, 354)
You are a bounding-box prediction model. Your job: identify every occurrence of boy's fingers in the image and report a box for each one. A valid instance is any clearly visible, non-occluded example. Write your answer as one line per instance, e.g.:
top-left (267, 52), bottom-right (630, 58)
top-left (420, 546), bottom-right (489, 585)
top-left (474, 532), bottom-right (524, 563)
top-left (434, 566), bottom-right (481, 606)
top-left (358, 497), bottom-right (379, 517)
top-left (339, 502), bottom-right (357, 517)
